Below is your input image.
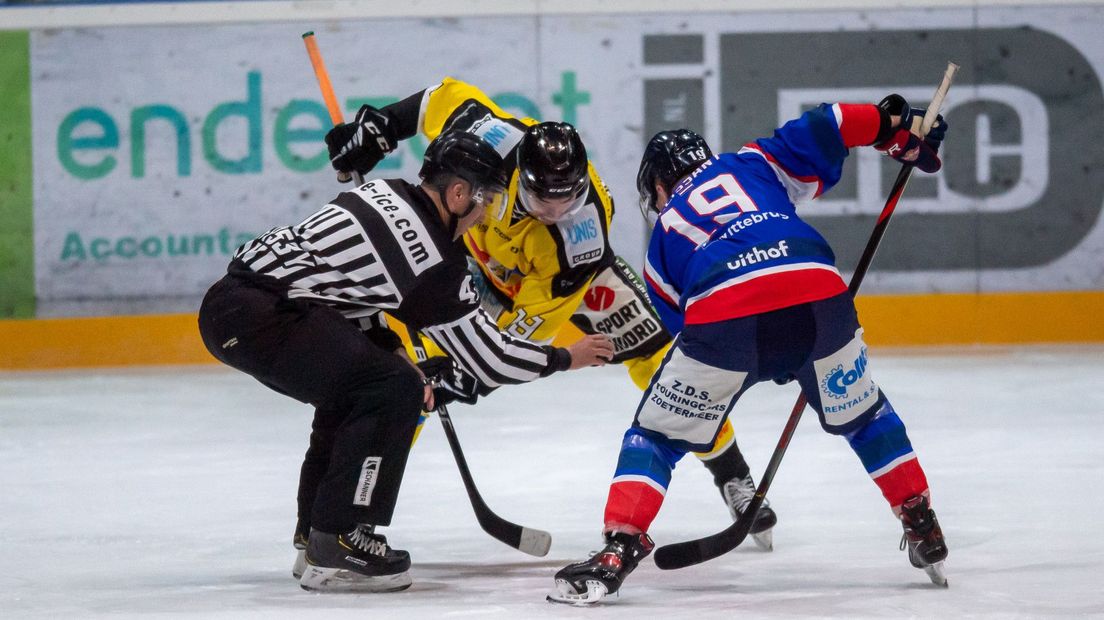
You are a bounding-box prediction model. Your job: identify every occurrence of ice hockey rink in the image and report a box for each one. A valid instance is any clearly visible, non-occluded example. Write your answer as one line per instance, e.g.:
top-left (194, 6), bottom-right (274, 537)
top-left (2, 345), bottom-right (1102, 619)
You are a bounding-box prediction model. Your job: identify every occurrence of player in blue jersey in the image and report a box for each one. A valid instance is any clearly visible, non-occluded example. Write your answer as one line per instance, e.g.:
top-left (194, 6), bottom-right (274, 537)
top-left (549, 94), bottom-right (950, 604)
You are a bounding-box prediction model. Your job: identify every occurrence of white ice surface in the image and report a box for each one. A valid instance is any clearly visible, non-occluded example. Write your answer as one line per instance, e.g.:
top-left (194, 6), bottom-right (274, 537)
top-left (2, 346), bottom-right (1103, 619)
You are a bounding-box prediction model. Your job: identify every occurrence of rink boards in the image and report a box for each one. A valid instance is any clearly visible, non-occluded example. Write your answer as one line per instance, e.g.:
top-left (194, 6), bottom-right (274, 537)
top-left (2, 290), bottom-right (1103, 369)
top-left (2, 2), bottom-right (1104, 367)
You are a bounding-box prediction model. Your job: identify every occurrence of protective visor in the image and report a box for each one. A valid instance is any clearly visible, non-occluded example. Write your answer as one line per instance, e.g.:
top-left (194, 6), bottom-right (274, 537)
top-left (469, 183), bottom-right (508, 217)
top-left (518, 185), bottom-right (589, 224)
top-left (638, 192), bottom-right (660, 227)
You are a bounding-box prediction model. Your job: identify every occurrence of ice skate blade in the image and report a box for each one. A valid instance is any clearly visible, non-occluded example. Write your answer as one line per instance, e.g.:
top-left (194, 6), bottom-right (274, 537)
top-left (546, 579), bottom-right (609, 606)
top-left (291, 549), bottom-right (307, 580)
top-left (298, 564), bottom-right (412, 593)
top-left (923, 561), bottom-right (948, 588)
top-left (751, 528), bottom-right (773, 552)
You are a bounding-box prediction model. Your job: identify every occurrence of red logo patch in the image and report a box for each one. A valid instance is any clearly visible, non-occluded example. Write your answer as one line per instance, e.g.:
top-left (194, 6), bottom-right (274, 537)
top-left (584, 286), bottom-right (615, 311)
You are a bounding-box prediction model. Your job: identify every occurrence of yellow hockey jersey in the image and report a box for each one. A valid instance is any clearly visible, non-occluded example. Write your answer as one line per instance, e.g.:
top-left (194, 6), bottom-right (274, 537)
top-left (413, 78), bottom-right (616, 343)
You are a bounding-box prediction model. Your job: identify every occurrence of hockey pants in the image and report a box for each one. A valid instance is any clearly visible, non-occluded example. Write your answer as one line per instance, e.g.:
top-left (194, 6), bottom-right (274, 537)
top-left (604, 292), bottom-right (930, 533)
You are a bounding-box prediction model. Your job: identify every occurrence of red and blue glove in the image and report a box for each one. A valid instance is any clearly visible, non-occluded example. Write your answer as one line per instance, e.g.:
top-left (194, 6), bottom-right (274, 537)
top-left (874, 94), bottom-right (947, 174)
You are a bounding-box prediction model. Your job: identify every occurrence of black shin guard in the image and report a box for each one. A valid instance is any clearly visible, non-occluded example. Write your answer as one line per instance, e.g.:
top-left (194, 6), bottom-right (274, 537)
top-left (700, 439), bottom-right (751, 488)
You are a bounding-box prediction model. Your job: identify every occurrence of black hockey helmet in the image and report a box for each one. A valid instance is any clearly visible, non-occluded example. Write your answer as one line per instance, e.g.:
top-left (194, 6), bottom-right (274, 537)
top-left (636, 129), bottom-right (713, 216)
top-left (420, 130), bottom-right (510, 195)
top-left (516, 121), bottom-right (590, 223)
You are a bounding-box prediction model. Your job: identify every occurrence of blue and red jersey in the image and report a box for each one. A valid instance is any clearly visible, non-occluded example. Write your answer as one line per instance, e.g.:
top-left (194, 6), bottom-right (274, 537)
top-left (643, 103), bottom-right (882, 333)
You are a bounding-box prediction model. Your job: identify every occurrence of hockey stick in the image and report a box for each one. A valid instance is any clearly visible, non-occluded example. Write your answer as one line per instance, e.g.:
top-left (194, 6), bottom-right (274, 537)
top-left (407, 332), bottom-right (553, 557)
top-left (300, 31), bottom-right (551, 557)
top-left (302, 31), bottom-right (358, 184)
top-left (654, 62), bottom-right (960, 571)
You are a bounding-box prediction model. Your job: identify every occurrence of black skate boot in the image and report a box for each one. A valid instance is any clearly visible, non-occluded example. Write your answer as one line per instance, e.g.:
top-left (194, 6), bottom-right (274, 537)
top-left (721, 473), bottom-right (778, 551)
top-left (291, 518), bottom-right (309, 580)
top-left (298, 524), bottom-right (412, 592)
top-left (548, 531), bottom-right (654, 606)
top-left (899, 494), bottom-right (949, 587)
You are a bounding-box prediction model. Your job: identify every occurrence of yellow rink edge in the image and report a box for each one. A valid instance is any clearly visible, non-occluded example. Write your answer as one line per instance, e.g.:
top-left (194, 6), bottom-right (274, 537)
top-left (1, 291), bottom-right (1102, 370)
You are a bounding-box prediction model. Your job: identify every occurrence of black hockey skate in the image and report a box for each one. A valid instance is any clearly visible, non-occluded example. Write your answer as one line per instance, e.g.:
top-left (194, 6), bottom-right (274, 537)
top-left (291, 519), bottom-right (309, 580)
top-left (899, 494), bottom-right (949, 587)
top-left (721, 473), bottom-right (778, 551)
top-left (298, 524), bottom-right (412, 593)
top-left (547, 531), bottom-right (654, 606)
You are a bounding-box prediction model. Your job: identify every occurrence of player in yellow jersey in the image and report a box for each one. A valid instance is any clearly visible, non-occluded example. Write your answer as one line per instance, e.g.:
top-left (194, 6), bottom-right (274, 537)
top-left (322, 77), bottom-right (777, 548)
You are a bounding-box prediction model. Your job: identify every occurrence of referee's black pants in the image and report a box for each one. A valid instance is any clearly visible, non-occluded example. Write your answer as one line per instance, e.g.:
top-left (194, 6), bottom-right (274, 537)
top-left (198, 272), bottom-right (423, 534)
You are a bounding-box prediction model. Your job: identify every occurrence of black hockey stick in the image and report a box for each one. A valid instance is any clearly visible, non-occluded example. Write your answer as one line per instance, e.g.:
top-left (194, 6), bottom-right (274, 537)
top-left (654, 62), bottom-right (959, 571)
top-left (408, 331), bottom-right (553, 557)
top-left (302, 32), bottom-right (550, 556)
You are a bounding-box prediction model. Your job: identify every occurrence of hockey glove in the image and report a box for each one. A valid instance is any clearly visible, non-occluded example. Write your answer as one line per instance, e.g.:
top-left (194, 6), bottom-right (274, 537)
top-left (324, 105), bottom-right (398, 179)
top-left (874, 94), bottom-right (946, 174)
top-left (416, 356), bottom-right (481, 407)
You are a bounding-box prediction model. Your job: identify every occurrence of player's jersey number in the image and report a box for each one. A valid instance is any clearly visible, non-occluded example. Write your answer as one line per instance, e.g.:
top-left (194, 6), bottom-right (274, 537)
top-left (659, 173), bottom-right (759, 246)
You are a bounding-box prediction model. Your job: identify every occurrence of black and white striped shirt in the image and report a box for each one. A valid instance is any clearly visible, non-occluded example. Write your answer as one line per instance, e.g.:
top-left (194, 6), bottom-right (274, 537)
top-left (233, 178), bottom-right (568, 388)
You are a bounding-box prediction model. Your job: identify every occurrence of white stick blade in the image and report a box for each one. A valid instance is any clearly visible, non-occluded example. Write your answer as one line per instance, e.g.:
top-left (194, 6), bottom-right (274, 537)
top-left (518, 527), bottom-right (552, 557)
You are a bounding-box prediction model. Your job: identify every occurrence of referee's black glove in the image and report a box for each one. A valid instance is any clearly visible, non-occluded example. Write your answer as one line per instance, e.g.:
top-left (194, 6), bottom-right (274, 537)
top-left (417, 357), bottom-right (480, 407)
top-left (324, 105), bottom-right (397, 178)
